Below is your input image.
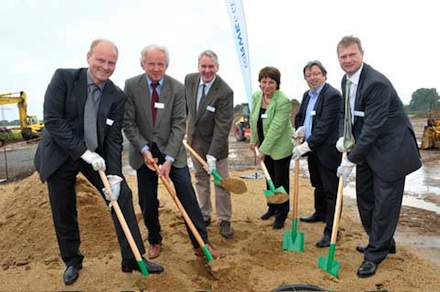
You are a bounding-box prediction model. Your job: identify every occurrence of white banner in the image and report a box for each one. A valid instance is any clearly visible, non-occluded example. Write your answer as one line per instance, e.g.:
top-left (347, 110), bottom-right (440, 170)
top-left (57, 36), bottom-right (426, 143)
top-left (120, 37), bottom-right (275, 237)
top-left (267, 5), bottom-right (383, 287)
top-left (225, 0), bottom-right (252, 110)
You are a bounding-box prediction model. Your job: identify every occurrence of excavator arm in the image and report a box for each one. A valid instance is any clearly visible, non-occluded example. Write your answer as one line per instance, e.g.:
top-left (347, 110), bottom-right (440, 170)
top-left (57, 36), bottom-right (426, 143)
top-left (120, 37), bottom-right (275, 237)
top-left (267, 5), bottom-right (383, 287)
top-left (0, 91), bottom-right (43, 141)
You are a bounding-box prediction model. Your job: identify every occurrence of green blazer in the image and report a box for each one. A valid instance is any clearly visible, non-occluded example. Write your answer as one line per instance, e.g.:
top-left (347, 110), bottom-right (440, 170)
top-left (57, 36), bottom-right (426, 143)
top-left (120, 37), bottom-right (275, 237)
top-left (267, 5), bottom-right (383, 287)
top-left (250, 90), bottom-right (293, 160)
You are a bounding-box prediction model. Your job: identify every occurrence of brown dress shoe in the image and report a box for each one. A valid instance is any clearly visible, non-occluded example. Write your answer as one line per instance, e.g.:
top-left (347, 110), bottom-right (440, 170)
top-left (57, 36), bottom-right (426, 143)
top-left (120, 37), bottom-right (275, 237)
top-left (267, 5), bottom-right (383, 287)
top-left (148, 244), bottom-right (161, 259)
top-left (194, 244), bottom-right (226, 259)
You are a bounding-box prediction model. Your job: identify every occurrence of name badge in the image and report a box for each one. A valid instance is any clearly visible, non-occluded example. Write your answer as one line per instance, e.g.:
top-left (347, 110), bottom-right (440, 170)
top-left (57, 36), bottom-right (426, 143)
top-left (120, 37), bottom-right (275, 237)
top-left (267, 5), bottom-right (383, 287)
top-left (354, 110), bottom-right (364, 117)
top-left (155, 102), bottom-right (165, 109)
top-left (106, 118), bottom-right (114, 126)
top-left (261, 113), bottom-right (268, 119)
top-left (310, 110), bottom-right (316, 116)
top-left (207, 105), bottom-right (216, 113)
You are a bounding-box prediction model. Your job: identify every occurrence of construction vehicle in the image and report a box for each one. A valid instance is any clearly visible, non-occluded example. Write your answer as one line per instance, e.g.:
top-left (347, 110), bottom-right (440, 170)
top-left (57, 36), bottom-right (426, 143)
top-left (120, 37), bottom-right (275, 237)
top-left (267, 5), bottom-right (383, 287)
top-left (420, 117), bottom-right (440, 150)
top-left (234, 103), bottom-right (251, 141)
top-left (0, 91), bottom-right (44, 142)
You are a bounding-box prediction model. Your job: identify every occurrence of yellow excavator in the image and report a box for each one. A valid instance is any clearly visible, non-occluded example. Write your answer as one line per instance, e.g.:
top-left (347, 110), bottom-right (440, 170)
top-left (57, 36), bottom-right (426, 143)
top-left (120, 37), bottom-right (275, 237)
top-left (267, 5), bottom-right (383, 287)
top-left (0, 91), bottom-right (44, 144)
top-left (420, 117), bottom-right (440, 150)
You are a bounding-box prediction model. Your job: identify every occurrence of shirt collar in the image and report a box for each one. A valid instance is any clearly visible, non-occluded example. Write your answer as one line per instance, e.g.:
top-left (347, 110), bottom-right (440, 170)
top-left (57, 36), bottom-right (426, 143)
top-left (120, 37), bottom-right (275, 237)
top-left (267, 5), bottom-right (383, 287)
top-left (199, 76), bottom-right (216, 90)
top-left (308, 83), bottom-right (325, 98)
top-left (86, 71), bottom-right (105, 91)
top-left (147, 76), bottom-right (164, 88)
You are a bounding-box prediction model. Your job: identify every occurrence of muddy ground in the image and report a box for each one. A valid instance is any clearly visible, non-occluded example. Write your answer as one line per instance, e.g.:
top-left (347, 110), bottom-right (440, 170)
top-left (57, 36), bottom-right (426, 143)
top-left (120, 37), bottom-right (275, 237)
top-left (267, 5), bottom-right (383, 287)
top-left (0, 117), bottom-right (439, 291)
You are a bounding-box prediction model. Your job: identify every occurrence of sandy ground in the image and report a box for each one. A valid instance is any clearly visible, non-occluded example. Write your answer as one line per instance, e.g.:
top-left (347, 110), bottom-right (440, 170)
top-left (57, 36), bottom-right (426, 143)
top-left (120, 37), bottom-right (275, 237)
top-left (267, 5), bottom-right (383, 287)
top-left (0, 168), bottom-right (439, 292)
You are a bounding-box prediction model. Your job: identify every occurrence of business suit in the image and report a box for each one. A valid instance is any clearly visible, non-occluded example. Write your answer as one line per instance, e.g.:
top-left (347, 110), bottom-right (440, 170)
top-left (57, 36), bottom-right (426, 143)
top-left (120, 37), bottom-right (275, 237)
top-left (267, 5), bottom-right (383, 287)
top-left (123, 73), bottom-right (208, 248)
top-left (250, 90), bottom-right (293, 224)
top-left (341, 63), bottom-right (422, 264)
top-left (295, 83), bottom-right (342, 236)
top-left (185, 73), bottom-right (234, 223)
top-left (34, 68), bottom-right (145, 266)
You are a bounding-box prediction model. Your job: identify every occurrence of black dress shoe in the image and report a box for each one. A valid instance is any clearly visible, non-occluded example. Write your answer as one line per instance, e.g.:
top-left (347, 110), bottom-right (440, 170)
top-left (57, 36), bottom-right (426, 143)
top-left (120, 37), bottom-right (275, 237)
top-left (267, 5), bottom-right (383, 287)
top-left (299, 213), bottom-right (325, 223)
top-left (121, 258), bottom-right (164, 274)
top-left (356, 245), bottom-right (396, 254)
top-left (63, 264), bottom-right (82, 285)
top-left (260, 209), bottom-right (275, 220)
top-left (315, 234), bottom-right (331, 248)
top-left (272, 220), bottom-right (285, 230)
top-left (357, 260), bottom-right (377, 278)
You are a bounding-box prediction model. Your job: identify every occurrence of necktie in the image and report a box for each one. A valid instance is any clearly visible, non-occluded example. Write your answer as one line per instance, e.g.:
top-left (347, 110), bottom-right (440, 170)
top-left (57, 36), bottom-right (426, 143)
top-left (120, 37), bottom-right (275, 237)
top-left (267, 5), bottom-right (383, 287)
top-left (343, 79), bottom-right (355, 149)
top-left (151, 82), bottom-right (159, 125)
top-left (197, 84), bottom-right (206, 113)
top-left (84, 84), bottom-right (100, 151)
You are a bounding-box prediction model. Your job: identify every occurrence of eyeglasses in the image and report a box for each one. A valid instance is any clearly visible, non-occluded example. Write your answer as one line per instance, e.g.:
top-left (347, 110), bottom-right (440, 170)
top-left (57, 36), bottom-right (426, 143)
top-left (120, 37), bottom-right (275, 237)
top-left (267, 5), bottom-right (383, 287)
top-left (305, 72), bottom-right (322, 79)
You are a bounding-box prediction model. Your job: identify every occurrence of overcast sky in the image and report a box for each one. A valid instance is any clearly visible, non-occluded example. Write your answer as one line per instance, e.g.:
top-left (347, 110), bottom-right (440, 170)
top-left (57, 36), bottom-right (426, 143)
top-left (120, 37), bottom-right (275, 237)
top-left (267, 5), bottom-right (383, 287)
top-left (1, 0), bottom-right (438, 121)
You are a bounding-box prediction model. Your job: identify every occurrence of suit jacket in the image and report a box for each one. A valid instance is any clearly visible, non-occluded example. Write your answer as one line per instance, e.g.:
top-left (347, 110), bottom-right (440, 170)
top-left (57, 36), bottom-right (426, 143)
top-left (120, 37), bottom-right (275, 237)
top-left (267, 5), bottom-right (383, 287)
top-left (184, 73), bottom-right (233, 160)
top-left (123, 74), bottom-right (187, 169)
top-left (34, 68), bottom-right (126, 181)
top-left (249, 90), bottom-right (293, 160)
top-left (295, 83), bottom-right (342, 169)
top-left (340, 63), bottom-right (421, 182)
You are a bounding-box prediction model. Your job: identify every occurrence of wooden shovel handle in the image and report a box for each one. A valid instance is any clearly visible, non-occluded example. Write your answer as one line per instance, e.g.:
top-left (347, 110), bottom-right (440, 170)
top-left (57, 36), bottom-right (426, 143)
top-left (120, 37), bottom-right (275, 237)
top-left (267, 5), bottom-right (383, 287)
top-left (293, 137), bottom-right (301, 217)
top-left (183, 140), bottom-right (209, 168)
top-left (98, 170), bottom-right (146, 269)
top-left (254, 147), bottom-right (272, 181)
top-left (150, 162), bottom-right (208, 252)
top-left (330, 152), bottom-right (347, 244)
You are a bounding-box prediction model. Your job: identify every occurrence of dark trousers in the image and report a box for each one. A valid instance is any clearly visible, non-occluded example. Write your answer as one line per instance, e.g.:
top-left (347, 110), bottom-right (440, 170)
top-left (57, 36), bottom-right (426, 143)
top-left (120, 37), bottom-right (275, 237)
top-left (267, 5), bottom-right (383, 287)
top-left (136, 164), bottom-right (208, 249)
top-left (356, 162), bottom-right (404, 264)
top-left (264, 154), bottom-right (292, 220)
top-left (46, 158), bottom-right (145, 266)
top-left (307, 153), bottom-right (339, 235)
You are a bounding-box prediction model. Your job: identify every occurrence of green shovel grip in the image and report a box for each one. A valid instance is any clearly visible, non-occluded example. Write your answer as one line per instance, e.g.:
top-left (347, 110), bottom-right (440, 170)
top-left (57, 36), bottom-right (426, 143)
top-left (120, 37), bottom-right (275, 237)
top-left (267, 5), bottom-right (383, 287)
top-left (211, 171), bottom-right (222, 185)
top-left (267, 180), bottom-right (276, 192)
top-left (137, 259), bottom-right (149, 276)
top-left (201, 245), bottom-right (214, 262)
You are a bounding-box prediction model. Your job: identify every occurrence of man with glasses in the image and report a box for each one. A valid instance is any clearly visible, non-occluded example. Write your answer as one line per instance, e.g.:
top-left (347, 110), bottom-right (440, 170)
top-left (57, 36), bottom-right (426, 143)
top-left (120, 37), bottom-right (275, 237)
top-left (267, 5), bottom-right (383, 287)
top-left (292, 60), bottom-right (342, 248)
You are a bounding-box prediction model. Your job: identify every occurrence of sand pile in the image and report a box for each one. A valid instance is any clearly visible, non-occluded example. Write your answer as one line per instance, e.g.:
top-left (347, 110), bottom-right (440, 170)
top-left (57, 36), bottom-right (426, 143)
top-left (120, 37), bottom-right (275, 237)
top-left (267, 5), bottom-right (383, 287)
top-left (0, 171), bottom-right (439, 291)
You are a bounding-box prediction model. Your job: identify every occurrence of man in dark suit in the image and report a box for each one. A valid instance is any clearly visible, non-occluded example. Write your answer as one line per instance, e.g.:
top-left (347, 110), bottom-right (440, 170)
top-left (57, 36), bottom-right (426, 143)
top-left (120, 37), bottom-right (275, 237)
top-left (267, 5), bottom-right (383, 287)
top-left (335, 35), bottom-right (422, 278)
top-left (184, 50), bottom-right (234, 239)
top-left (123, 44), bottom-right (225, 260)
top-left (34, 39), bottom-right (163, 286)
top-left (292, 60), bottom-right (342, 247)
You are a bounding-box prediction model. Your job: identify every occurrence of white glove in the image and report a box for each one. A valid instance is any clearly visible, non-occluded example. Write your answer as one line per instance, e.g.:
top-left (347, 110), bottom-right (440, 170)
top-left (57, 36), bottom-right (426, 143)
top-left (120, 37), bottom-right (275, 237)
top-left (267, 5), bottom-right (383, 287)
top-left (81, 149), bottom-right (106, 171)
top-left (336, 157), bottom-right (356, 187)
top-left (205, 155), bottom-right (217, 174)
top-left (102, 175), bottom-right (123, 207)
top-left (336, 137), bottom-right (354, 153)
top-left (292, 141), bottom-right (311, 160)
top-left (293, 126), bottom-right (306, 139)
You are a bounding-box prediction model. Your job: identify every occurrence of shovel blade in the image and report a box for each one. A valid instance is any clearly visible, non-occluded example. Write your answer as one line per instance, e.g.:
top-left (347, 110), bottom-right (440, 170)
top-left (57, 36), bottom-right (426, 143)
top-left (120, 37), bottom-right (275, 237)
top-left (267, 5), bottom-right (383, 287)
top-left (264, 189), bottom-right (275, 197)
top-left (274, 186), bottom-right (287, 194)
top-left (220, 178), bottom-right (247, 194)
top-left (282, 230), bottom-right (305, 252)
top-left (317, 255), bottom-right (340, 277)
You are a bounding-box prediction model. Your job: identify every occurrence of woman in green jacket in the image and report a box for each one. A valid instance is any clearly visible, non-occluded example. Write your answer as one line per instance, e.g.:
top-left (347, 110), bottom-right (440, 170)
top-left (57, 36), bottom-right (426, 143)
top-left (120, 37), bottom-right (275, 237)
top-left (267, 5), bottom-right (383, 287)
top-left (249, 66), bottom-right (293, 229)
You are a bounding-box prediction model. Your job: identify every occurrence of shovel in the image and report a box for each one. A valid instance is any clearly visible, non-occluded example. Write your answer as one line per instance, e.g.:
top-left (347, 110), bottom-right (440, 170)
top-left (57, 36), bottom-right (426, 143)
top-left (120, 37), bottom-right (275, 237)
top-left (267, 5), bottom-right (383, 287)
top-left (318, 80), bottom-right (356, 277)
top-left (150, 162), bottom-right (220, 279)
top-left (254, 147), bottom-right (289, 204)
top-left (98, 170), bottom-right (148, 276)
top-left (282, 137), bottom-right (305, 252)
top-left (183, 140), bottom-right (247, 194)
top-left (317, 153), bottom-right (347, 277)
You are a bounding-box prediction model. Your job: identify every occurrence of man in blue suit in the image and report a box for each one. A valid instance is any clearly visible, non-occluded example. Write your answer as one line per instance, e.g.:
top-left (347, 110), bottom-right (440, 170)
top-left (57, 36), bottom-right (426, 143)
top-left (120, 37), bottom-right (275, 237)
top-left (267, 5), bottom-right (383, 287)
top-left (293, 60), bottom-right (342, 248)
